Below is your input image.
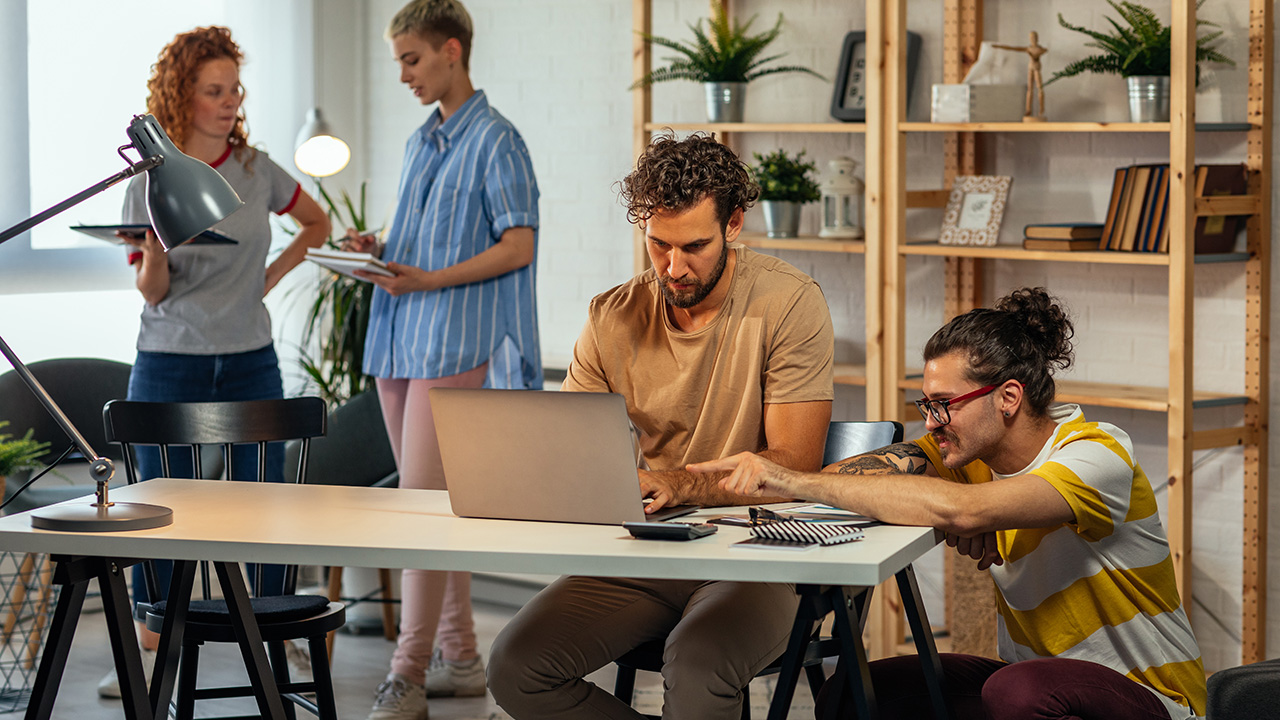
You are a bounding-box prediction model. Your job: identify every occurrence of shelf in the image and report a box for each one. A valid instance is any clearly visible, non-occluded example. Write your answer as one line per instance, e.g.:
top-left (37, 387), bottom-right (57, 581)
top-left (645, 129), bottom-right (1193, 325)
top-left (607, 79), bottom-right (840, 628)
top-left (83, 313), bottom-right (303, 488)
top-left (738, 233), bottom-right (866, 254)
top-left (898, 121), bottom-right (1255, 133)
top-left (898, 375), bottom-right (1247, 413)
top-left (898, 242), bottom-right (1250, 265)
top-left (644, 122), bottom-right (865, 134)
top-left (833, 363), bottom-right (866, 387)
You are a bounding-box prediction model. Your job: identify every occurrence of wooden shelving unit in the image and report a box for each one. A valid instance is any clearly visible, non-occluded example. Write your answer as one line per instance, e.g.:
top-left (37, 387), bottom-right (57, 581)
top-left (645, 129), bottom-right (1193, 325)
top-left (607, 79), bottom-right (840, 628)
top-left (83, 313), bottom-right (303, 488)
top-left (878, 0), bottom-right (1272, 664)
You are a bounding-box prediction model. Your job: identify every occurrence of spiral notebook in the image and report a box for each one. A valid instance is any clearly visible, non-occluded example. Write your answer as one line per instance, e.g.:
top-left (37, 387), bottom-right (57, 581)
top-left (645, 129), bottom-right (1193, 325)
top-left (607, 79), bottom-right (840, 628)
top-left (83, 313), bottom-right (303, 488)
top-left (749, 520), bottom-right (865, 546)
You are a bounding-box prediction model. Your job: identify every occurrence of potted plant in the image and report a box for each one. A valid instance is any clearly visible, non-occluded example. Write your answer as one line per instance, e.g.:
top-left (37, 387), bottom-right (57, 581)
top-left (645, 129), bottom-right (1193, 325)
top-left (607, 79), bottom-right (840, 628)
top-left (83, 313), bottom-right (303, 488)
top-left (0, 421), bottom-right (50, 503)
top-left (288, 181), bottom-right (377, 407)
top-left (630, 6), bottom-right (823, 123)
top-left (752, 149), bottom-right (821, 239)
top-left (1047, 0), bottom-right (1235, 122)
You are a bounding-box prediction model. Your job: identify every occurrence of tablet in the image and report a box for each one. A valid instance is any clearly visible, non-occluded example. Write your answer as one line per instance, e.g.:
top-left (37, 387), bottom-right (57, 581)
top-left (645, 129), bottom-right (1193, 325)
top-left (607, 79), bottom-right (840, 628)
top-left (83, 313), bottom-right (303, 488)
top-left (70, 224), bottom-right (238, 245)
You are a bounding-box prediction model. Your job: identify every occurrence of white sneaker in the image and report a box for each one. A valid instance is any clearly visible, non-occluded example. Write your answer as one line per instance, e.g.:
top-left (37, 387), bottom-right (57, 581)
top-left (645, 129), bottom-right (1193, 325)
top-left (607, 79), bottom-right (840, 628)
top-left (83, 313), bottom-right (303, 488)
top-left (97, 647), bottom-right (157, 699)
top-left (424, 648), bottom-right (486, 698)
top-left (366, 673), bottom-right (429, 720)
top-left (285, 639), bottom-right (313, 685)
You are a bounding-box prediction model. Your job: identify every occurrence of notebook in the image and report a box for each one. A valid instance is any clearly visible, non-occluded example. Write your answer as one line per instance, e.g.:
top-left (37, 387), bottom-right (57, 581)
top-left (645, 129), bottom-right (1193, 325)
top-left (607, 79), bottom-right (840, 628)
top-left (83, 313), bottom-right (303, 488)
top-left (749, 520), bottom-right (865, 546)
top-left (428, 388), bottom-right (697, 525)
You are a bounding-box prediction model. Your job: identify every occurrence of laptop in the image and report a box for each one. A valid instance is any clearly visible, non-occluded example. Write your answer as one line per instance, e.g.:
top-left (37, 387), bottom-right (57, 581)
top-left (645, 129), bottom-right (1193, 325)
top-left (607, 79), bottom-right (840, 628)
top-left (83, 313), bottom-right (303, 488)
top-left (428, 388), bottom-right (697, 525)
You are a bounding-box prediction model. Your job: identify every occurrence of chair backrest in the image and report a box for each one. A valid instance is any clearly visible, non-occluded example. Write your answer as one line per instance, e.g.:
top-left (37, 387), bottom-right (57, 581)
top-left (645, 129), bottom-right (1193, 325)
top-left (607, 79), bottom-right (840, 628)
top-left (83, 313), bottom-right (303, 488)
top-left (822, 421), bottom-right (905, 466)
top-left (102, 397), bottom-right (327, 600)
top-left (0, 357), bottom-right (132, 465)
top-left (283, 389), bottom-right (398, 488)
top-left (103, 397), bottom-right (327, 485)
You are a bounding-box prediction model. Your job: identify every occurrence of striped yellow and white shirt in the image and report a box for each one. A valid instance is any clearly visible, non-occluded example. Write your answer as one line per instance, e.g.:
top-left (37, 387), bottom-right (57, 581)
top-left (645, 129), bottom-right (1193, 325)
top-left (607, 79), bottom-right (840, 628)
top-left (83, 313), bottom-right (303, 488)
top-left (914, 404), bottom-right (1205, 719)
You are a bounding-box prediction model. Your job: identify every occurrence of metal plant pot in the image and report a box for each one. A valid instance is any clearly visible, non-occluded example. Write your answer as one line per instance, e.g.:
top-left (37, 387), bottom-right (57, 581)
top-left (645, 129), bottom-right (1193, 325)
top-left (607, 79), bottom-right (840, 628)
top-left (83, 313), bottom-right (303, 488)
top-left (1127, 75), bottom-right (1170, 122)
top-left (762, 200), bottom-right (802, 238)
top-left (705, 82), bottom-right (746, 123)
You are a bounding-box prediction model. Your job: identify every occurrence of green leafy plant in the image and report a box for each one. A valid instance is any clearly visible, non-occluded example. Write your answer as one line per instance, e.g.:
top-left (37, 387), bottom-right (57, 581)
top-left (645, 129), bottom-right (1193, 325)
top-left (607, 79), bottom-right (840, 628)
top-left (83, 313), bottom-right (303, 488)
top-left (630, 5), bottom-right (823, 87)
top-left (0, 421), bottom-right (50, 478)
top-left (1047, 0), bottom-right (1235, 85)
top-left (293, 181), bottom-right (377, 407)
top-left (752, 149), bottom-right (821, 204)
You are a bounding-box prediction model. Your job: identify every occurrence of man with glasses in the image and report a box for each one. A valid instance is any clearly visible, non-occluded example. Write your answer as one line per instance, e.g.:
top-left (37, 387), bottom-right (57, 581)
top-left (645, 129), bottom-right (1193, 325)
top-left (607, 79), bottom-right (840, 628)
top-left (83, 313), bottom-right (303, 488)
top-left (693, 287), bottom-right (1205, 720)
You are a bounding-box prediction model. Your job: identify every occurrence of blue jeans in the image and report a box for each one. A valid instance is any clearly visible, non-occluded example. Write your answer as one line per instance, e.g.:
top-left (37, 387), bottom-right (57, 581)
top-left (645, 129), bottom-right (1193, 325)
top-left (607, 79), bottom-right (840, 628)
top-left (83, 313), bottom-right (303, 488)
top-left (127, 345), bottom-right (287, 604)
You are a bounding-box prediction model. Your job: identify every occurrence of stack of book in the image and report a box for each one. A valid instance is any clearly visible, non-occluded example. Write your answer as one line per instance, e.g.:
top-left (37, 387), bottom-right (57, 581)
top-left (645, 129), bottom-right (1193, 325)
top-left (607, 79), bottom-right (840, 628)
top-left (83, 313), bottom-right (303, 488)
top-left (1095, 163), bottom-right (1247, 253)
top-left (1022, 223), bottom-right (1104, 251)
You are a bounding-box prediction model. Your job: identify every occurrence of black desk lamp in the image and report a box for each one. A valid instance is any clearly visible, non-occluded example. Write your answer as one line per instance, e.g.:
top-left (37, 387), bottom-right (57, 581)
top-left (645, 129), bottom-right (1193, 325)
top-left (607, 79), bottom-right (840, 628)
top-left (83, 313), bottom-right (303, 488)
top-left (0, 113), bottom-right (243, 531)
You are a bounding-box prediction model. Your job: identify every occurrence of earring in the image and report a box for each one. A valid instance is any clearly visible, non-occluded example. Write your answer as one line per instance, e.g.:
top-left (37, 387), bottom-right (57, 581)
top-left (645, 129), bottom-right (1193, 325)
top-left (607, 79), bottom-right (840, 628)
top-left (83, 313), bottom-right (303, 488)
top-left (1003, 411), bottom-right (1011, 417)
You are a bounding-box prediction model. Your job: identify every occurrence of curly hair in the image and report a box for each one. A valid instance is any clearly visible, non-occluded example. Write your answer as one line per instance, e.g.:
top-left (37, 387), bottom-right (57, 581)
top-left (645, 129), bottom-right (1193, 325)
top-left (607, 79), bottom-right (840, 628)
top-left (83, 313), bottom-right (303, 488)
top-left (923, 287), bottom-right (1075, 417)
top-left (146, 26), bottom-right (249, 158)
top-left (618, 132), bottom-right (760, 230)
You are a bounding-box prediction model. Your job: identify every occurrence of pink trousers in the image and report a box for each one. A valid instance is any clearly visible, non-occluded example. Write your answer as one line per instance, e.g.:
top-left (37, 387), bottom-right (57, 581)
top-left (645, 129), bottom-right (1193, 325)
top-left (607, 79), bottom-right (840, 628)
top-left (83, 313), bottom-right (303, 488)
top-left (377, 364), bottom-right (487, 682)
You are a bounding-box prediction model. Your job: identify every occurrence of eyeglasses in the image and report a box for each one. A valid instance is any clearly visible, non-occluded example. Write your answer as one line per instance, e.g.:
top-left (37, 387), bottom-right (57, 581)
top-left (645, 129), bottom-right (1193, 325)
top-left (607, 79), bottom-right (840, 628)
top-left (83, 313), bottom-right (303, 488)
top-left (914, 384), bottom-right (998, 426)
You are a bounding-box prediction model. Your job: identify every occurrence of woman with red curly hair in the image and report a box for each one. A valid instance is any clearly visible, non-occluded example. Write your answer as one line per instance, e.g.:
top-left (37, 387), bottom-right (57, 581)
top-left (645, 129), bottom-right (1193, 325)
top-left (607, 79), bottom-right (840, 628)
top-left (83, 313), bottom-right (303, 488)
top-left (97, 25), bottom-right (330, 699)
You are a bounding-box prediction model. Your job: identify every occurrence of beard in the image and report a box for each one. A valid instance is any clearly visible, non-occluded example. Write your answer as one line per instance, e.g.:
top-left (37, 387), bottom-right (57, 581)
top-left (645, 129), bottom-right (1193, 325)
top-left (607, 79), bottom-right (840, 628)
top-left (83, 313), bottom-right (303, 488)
top-left (659, 243), bottom-right (729, 309)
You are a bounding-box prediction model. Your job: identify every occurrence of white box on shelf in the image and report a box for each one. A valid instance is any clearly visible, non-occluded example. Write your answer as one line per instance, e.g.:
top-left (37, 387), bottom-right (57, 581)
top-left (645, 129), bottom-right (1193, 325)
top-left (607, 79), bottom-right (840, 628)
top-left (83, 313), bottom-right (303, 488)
top-left (930, 84), bottom-right (1025, 123)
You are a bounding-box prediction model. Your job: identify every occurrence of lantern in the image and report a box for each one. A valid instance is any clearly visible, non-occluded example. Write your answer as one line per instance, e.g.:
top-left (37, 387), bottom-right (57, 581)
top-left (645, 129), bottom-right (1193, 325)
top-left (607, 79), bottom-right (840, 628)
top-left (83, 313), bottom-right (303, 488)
top-left (819, 157), bottom-right (864, 239)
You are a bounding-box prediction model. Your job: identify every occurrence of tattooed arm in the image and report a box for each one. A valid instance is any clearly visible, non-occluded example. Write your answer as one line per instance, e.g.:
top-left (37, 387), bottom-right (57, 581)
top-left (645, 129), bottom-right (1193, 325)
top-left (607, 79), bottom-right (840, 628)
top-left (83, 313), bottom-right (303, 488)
top-left (824, 442), bottom-right (935, 477)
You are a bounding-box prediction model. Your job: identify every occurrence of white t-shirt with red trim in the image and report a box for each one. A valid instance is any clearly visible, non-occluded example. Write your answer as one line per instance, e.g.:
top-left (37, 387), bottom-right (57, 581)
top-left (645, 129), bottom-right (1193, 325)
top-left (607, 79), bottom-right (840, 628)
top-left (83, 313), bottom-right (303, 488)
top-left (123, 145), bottom-right (300, 355)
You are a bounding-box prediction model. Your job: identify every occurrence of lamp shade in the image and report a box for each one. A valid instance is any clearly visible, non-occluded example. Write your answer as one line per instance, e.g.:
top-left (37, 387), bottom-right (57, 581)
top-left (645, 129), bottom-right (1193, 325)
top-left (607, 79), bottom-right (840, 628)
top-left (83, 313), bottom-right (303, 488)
top-left (294, 108), bottom-right (351, 178)
top-left (126, 114), bottom-right (243, 250)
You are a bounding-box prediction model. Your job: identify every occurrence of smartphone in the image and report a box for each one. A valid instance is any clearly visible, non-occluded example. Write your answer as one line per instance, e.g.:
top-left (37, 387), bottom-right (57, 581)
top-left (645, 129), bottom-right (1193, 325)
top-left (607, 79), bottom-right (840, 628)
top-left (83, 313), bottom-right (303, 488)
top-left (623, 521), bottom-right (718, 541)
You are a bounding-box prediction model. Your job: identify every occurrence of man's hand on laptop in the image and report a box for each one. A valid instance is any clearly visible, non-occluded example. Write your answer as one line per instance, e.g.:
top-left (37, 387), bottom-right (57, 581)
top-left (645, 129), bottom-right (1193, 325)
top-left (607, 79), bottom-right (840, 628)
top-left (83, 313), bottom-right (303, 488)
top-left (638, 469), bottom-right (680, 513)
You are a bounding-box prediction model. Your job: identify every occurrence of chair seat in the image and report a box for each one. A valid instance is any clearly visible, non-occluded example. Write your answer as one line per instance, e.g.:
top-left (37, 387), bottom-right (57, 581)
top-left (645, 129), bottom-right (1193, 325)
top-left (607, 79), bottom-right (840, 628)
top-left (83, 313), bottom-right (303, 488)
top-left (152, 594), bottom-right (332, 624)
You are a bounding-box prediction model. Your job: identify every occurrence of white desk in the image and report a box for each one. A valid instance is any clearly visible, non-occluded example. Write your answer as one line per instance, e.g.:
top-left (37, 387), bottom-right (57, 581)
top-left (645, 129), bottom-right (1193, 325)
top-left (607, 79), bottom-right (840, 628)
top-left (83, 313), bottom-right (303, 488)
top-left (0, 479), bottom-right (948, 720)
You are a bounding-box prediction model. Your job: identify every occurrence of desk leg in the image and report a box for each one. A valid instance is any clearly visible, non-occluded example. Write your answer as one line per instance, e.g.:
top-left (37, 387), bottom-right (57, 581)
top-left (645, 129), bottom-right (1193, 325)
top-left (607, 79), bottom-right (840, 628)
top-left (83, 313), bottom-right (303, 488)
top-left (765, 584), bottom-right (827, 720)
top-left (895, 565), bottom-right (949, 720)
top-left (23, 561), bottom-right (87, 720)
top-left (830, 585), bottom-right (878, 720)
top-left (213, 561), bottom-right (286, 720)
top-left (99, 559), bottom-right (153, 720)
top-left (149, 559), bottom-right (196, 719)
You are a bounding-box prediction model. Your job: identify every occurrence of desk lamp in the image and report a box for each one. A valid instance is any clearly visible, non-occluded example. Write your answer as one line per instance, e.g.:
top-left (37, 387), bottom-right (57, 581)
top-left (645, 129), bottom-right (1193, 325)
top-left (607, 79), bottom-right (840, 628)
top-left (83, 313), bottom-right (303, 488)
top-left (0, 113), bottom-right (242, 531)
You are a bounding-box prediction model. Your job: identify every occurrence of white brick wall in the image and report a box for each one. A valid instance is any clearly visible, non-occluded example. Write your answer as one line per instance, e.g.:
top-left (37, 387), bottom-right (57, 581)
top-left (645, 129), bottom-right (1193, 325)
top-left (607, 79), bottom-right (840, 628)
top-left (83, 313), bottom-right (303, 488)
top-left (332, 0), bottom-right (1277, 669)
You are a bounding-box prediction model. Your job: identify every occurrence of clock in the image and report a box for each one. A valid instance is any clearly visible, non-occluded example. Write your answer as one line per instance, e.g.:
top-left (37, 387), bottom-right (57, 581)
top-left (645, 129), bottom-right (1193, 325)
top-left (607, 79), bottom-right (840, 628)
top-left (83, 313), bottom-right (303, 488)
top-left (830, 30), bottom-right (922, 123)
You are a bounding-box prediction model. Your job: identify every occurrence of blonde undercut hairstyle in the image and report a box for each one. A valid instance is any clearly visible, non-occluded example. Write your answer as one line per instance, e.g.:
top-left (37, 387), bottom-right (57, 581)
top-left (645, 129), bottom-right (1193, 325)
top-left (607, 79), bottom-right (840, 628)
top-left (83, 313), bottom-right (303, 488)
top-left (387, 0), bottom-right (474, 70)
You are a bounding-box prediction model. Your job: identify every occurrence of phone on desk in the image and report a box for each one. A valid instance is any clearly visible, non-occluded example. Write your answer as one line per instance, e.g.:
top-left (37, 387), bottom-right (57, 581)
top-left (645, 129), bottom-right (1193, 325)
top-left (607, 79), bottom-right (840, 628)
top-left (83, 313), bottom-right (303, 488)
top-left (623, 521), bottom-right (718, 541)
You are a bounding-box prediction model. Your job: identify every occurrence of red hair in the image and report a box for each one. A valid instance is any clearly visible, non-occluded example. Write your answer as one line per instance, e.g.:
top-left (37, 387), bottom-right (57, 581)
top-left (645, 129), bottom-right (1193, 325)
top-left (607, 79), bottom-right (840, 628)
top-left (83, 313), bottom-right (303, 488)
top-left (146, 26), bottom-right (249, 158)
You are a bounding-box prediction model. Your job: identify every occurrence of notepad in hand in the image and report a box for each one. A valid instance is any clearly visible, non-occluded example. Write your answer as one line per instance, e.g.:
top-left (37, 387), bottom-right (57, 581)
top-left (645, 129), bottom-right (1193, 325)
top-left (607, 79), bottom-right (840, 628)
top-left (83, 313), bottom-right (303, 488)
top-left (305, 248), bottom-right (395, 281)
top-left (749, 520), bottom-right (865, 546)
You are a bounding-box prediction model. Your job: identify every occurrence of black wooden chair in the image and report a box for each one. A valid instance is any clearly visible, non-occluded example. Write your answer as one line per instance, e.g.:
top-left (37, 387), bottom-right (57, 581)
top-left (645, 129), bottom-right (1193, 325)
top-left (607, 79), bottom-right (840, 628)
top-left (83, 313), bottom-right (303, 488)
top-left (612, 420), bottom-right (904, 720)
top-left (102, 397), bottom-right (344, 720)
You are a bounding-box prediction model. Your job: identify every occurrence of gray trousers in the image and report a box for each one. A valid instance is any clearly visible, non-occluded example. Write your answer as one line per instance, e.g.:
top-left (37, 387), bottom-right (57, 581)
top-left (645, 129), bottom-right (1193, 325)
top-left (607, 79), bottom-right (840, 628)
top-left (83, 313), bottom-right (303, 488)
top-left (488, 576), bottom-right (801, 720)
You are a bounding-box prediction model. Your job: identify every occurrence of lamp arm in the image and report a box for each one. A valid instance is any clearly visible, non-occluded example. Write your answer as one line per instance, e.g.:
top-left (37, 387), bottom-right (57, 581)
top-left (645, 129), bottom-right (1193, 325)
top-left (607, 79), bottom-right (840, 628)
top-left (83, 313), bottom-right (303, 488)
top-left (0, 155), bottom-right (162, 247)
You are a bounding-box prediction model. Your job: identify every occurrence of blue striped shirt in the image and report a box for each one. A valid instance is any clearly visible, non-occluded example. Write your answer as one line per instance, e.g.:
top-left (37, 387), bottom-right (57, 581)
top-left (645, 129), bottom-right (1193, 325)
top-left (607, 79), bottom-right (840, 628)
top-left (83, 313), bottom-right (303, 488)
top-left (364, 91), bottom-right (542, 389)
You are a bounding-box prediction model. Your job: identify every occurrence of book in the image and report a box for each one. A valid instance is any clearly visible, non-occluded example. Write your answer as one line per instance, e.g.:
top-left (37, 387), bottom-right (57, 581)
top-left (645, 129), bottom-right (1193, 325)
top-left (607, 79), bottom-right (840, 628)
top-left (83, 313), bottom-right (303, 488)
top-left (70, 223), bottom-right (238, 245)
top-left (1022, 223), bottom-right (1104, 240)
top-left (305, 248), bottom-right (395, 281)
top-left (1099, 167), bottom-right (1129, 251)
top-left (1194, 164), bottom-right (1248, 254)
top-left (1117, 165), bottom-right (1152, 251)
top-left (1021, 238), bottom-right (1101, 251)
top-left (748, 519), bottom-right (865, 546)
top-left (1134, 165), bottom-right (1166, 252)
top-left (1143, 166), bottom-right (1171, 252)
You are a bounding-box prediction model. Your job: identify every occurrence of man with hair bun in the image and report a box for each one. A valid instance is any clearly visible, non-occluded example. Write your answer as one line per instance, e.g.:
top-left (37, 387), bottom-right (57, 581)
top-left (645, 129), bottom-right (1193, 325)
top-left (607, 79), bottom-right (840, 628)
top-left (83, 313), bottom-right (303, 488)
top-left (487, 132), bottom-right (835, 719)
top-left (696, 287), bottom-right (1206, 720)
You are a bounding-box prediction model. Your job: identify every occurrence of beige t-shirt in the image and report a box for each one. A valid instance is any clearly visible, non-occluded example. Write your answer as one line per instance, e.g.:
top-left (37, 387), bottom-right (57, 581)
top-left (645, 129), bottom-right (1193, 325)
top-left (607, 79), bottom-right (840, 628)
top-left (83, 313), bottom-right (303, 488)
top-left (564, 245), bottom-right (834, 471)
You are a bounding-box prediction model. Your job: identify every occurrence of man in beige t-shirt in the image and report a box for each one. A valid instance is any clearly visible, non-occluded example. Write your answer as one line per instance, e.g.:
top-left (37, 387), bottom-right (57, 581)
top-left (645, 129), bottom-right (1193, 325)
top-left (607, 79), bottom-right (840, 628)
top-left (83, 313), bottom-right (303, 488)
top-left (489, 133), bottom-right (834, 720)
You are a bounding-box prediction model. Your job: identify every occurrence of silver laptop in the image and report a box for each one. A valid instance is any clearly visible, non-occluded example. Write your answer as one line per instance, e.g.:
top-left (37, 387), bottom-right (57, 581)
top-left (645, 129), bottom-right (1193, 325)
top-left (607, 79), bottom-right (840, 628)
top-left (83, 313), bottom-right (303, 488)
top-left (429, 388), bottom-right (697, 525)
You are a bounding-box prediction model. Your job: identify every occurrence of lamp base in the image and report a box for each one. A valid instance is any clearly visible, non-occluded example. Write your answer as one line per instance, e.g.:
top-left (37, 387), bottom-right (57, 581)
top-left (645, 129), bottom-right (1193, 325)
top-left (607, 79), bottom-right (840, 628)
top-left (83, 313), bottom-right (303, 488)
top-left (31, 502), bottom-right (173, 532)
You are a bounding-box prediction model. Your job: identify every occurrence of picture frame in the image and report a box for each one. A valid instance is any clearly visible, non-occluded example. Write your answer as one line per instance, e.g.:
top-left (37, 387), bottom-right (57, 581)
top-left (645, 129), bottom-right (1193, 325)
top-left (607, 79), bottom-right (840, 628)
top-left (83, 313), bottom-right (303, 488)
top-left (939, 175), bottom-right (1013, 246)
top-left (830, 30), bottom-right (922, 122)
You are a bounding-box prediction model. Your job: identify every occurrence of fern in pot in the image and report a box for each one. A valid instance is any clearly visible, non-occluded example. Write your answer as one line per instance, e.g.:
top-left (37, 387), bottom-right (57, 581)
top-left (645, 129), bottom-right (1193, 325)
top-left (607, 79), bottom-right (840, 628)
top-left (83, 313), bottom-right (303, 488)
top-left (1048, 0), bottom-right (1235, 122)
top-left (752, 149), bottom-right (821, 239)
top-left (631, 5), bottom-right (823, 122)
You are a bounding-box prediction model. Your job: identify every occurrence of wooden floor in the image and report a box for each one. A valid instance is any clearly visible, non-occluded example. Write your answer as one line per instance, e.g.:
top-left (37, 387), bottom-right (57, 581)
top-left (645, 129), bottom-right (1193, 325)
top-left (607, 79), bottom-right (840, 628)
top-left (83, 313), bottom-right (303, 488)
top-left (0, 584), bottom-right (820, 719)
